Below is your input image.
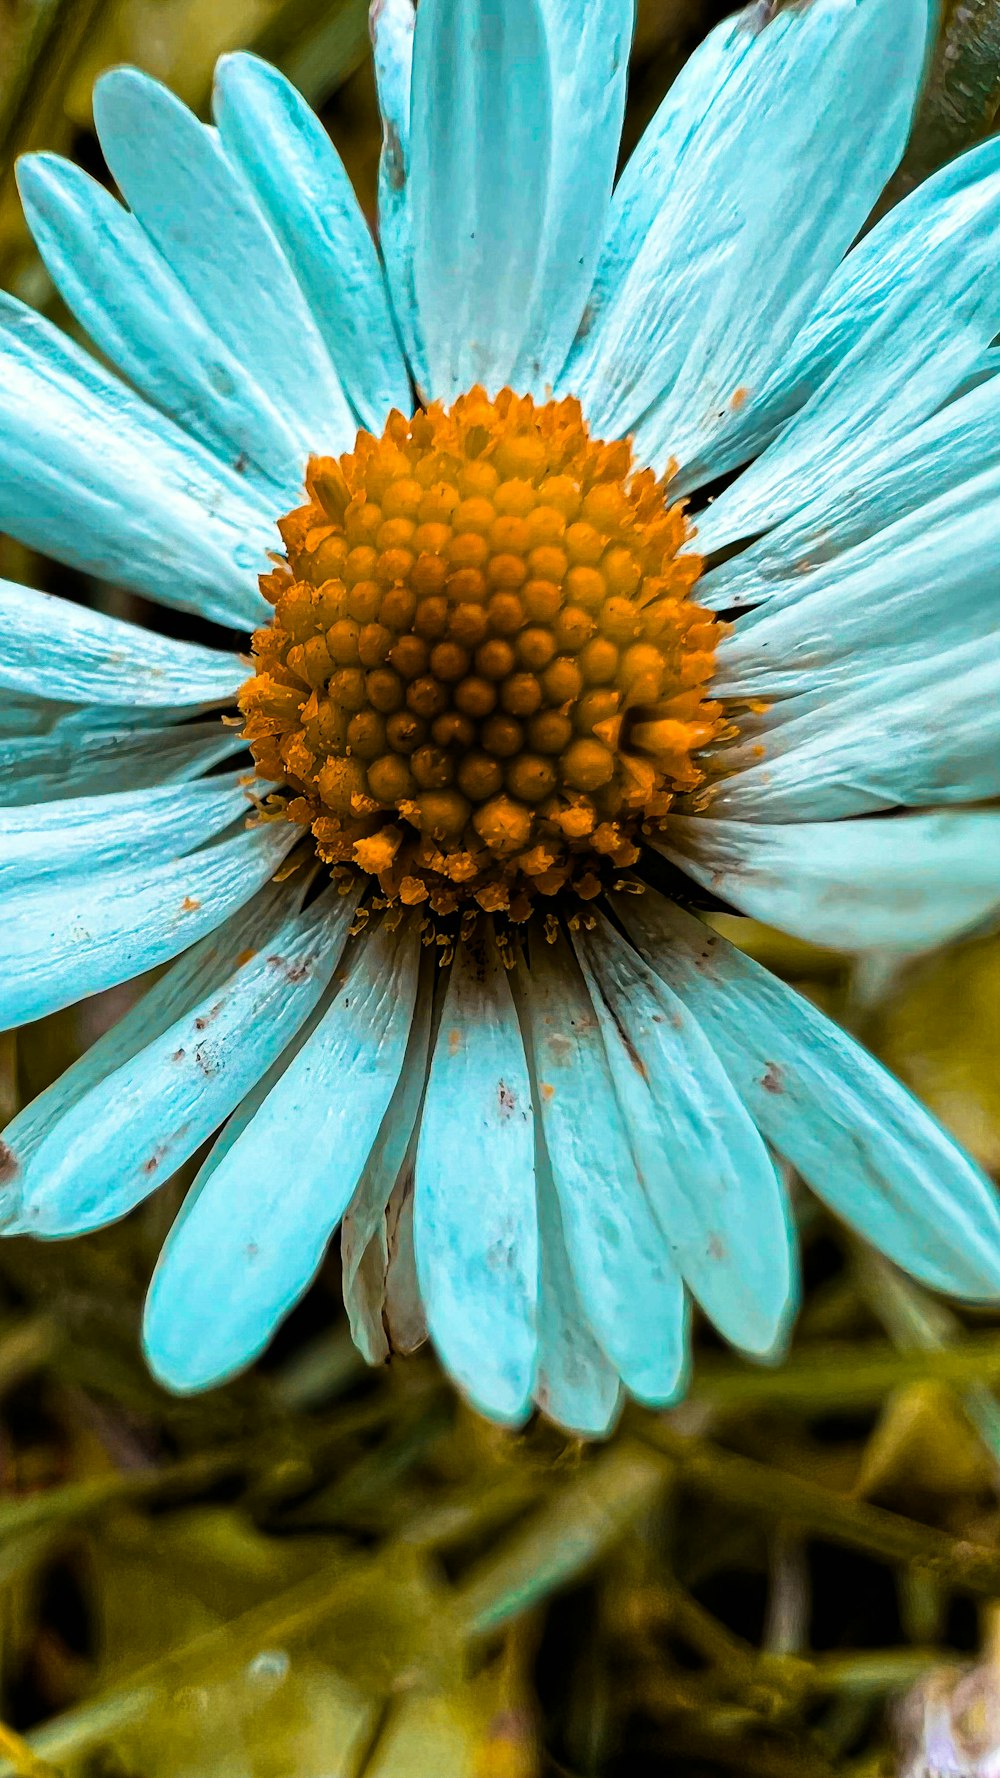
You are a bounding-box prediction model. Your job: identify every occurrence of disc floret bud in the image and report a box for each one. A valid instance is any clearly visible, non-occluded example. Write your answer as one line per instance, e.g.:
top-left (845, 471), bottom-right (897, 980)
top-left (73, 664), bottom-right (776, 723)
top-left (240, 388), bottom-right (725, 920)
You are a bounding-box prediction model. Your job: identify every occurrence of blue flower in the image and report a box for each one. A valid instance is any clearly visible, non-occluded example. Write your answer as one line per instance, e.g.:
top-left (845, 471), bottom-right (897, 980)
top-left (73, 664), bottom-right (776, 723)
top-left (2, 0), bottom-right (1000, 1434)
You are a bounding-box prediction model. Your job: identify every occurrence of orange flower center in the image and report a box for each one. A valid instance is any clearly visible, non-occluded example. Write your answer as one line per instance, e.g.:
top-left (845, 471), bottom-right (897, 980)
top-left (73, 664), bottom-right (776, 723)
top-left (240, 388), bottom-right (725, 922)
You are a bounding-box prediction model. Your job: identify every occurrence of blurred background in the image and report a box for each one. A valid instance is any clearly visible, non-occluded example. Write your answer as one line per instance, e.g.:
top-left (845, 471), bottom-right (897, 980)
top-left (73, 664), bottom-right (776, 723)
top-left (2, 1), bottom-right (1000, 1772)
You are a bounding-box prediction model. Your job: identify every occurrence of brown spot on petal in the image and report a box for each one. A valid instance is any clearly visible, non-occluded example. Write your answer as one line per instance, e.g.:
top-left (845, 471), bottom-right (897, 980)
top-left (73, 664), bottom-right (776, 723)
top-left (762, 1064), bottom-right (784, 1095)
top-left (0, 1142), bottom-right (18, 1186)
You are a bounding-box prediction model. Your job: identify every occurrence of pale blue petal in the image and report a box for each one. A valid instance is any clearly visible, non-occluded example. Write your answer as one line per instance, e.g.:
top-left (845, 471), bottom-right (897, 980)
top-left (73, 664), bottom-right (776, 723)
top-left (370, 0), bottom-right (428, 394)
top-left (510, 0), bottom-right (631, 395)
top-left (2, 880), bottom-right (288, 1159)
top-left (16, 153), bottom-right (307, 502)
top-left (660, 813), bottom-right (1000, 953)
top-left (0, 722), bottom-right (246, 808)
top-left (697, 153), bottom-right (1000, 552)
top-left (0, 773), bottom-right (248, 892)
top-left (709, 637), bottom-right (1000, 821)
top-left (701, 134), bottom-right (1000, 501)
top-left (617, 892), bottom-right (1000, 1301)
top-left (714, 472), bottom-right (1000, 699)
top-left (0, 696), bottom-right (194, 741)
top-left (143, 918), bottom-right (420, 1392)
top-left (382, 1172), bottom-right (427, 1356)
top-left (568, 0), bottom-right (928, 472)
top-left (341, 961), bottom-right (434, 1364)
top-left (573, 916), bottom-right (795, 1359)
top-left (512, 933), bottom-right (686, 1406)
top-left (414, 939), bottom-right (538, 1424)
top-left (700, 370), bottom-right (1000, 610)
top-left (0, 879), bottom-right (289, 1228)
top-left (10, 882), bottom-right (358, 1238)
top-left (0, 294), bottom-right (272, 628)
top-left (0, 823), bottom-right (293, 1030)
top-left (93, 67), bottom-right (355, 456)
top-left (409, 0), bottom-right (553, 399)
top-left (0, 580), bottom-right (243, 706)
top-left (534, 1151), bottom-right (621, 1438)
top-left (214, 53), bottom-right (410, 434)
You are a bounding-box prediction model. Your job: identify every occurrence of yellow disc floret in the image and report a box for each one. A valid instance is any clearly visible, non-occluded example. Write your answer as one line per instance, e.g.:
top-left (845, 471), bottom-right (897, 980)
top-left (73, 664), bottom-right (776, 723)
top-left (240, 389), bottom-right (726, 920)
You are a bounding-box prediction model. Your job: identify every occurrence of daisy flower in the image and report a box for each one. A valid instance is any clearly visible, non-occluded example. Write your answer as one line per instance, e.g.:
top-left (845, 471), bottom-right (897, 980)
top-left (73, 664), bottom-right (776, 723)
top-left (2, 0), bottom-right (1000, 1435)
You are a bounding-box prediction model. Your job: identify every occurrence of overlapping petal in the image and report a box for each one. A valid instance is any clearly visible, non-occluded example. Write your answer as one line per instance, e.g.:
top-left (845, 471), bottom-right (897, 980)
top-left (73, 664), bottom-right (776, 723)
top-left (570, 0), bottom-right (929, 477)
top-left (144, 917), bottom-right (420, 1392)
top-left (415, 940), bottom-right (539, 1423)
top-left (660, 813), bottom-right (1000, 952)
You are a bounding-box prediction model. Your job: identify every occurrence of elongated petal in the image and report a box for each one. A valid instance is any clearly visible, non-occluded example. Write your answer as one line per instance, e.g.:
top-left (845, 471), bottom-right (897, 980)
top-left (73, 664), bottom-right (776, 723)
top-left (698, 156), bottom-right (1000, 551)
top-left (661, 813), bottom-right (1000, 953)
top-left (715, 467), bottom-right (1000, 699)
top-left (11, 884), bottom-right (358, 1237)
top-left (414, 940), bottom-right (538, 1424)
top-left (143, 918), bottom-right (421, 1391)
top-left (700, 370), bottom-right (1000, 610)
top-left (16, 153), bottom-right (307, 501)
top-left (0, 774), bottom-right (248, 892)
top-left (371, 0), bottom-right (427, 393)
top-left (0, 722), bottom-right (246, 809)
top-left (0, 824), bottom-right (293, 1030)
top-left (617, 892), bottom-right (1000, 1301)
top-left (2, 880), bottom-right (288, 1160)
top-left (0, 580), bottom-right (242, 707)
top-left (572, 917), bottom-right (793, 1358)
top-left (569, 0), bottom-right (928, 473)
top-left (341, 957), bottom-right (434, 1365)
top-left (699, 133), bottom-right (1000, 506)
top-left (383, 1171), bottom-right (427, 1355)
top-left (93, 66), bottom-right (355, 455)
top-left (214, 54), bottom-right (410, 434)
top-left (409, 0), bottom-right (553, 399)
top-left (510, 0), bottom-right (631, 394)
top-left (0, 294), bottom-right (272, 628)
top-left (710, 637), bottom-right (1000, 820)
top-left (513, 934), bottom-right (687, 1404)
top-left (534, 1152), bottom-right (621, 1437)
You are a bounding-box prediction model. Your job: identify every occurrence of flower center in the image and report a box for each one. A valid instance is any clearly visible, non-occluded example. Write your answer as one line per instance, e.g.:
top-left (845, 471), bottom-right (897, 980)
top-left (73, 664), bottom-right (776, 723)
top-left (240, 389), bottom-right (725, 921)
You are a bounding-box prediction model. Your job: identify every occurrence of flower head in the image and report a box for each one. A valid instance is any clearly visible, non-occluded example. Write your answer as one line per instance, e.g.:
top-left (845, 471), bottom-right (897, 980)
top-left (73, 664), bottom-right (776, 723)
top-left (2, 0), bottom-right (1000, 1431)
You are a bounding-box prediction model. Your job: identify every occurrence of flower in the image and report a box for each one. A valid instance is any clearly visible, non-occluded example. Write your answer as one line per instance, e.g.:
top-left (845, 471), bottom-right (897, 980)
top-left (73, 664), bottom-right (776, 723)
top-left (1, 0), bottom-right (1000, 1435)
